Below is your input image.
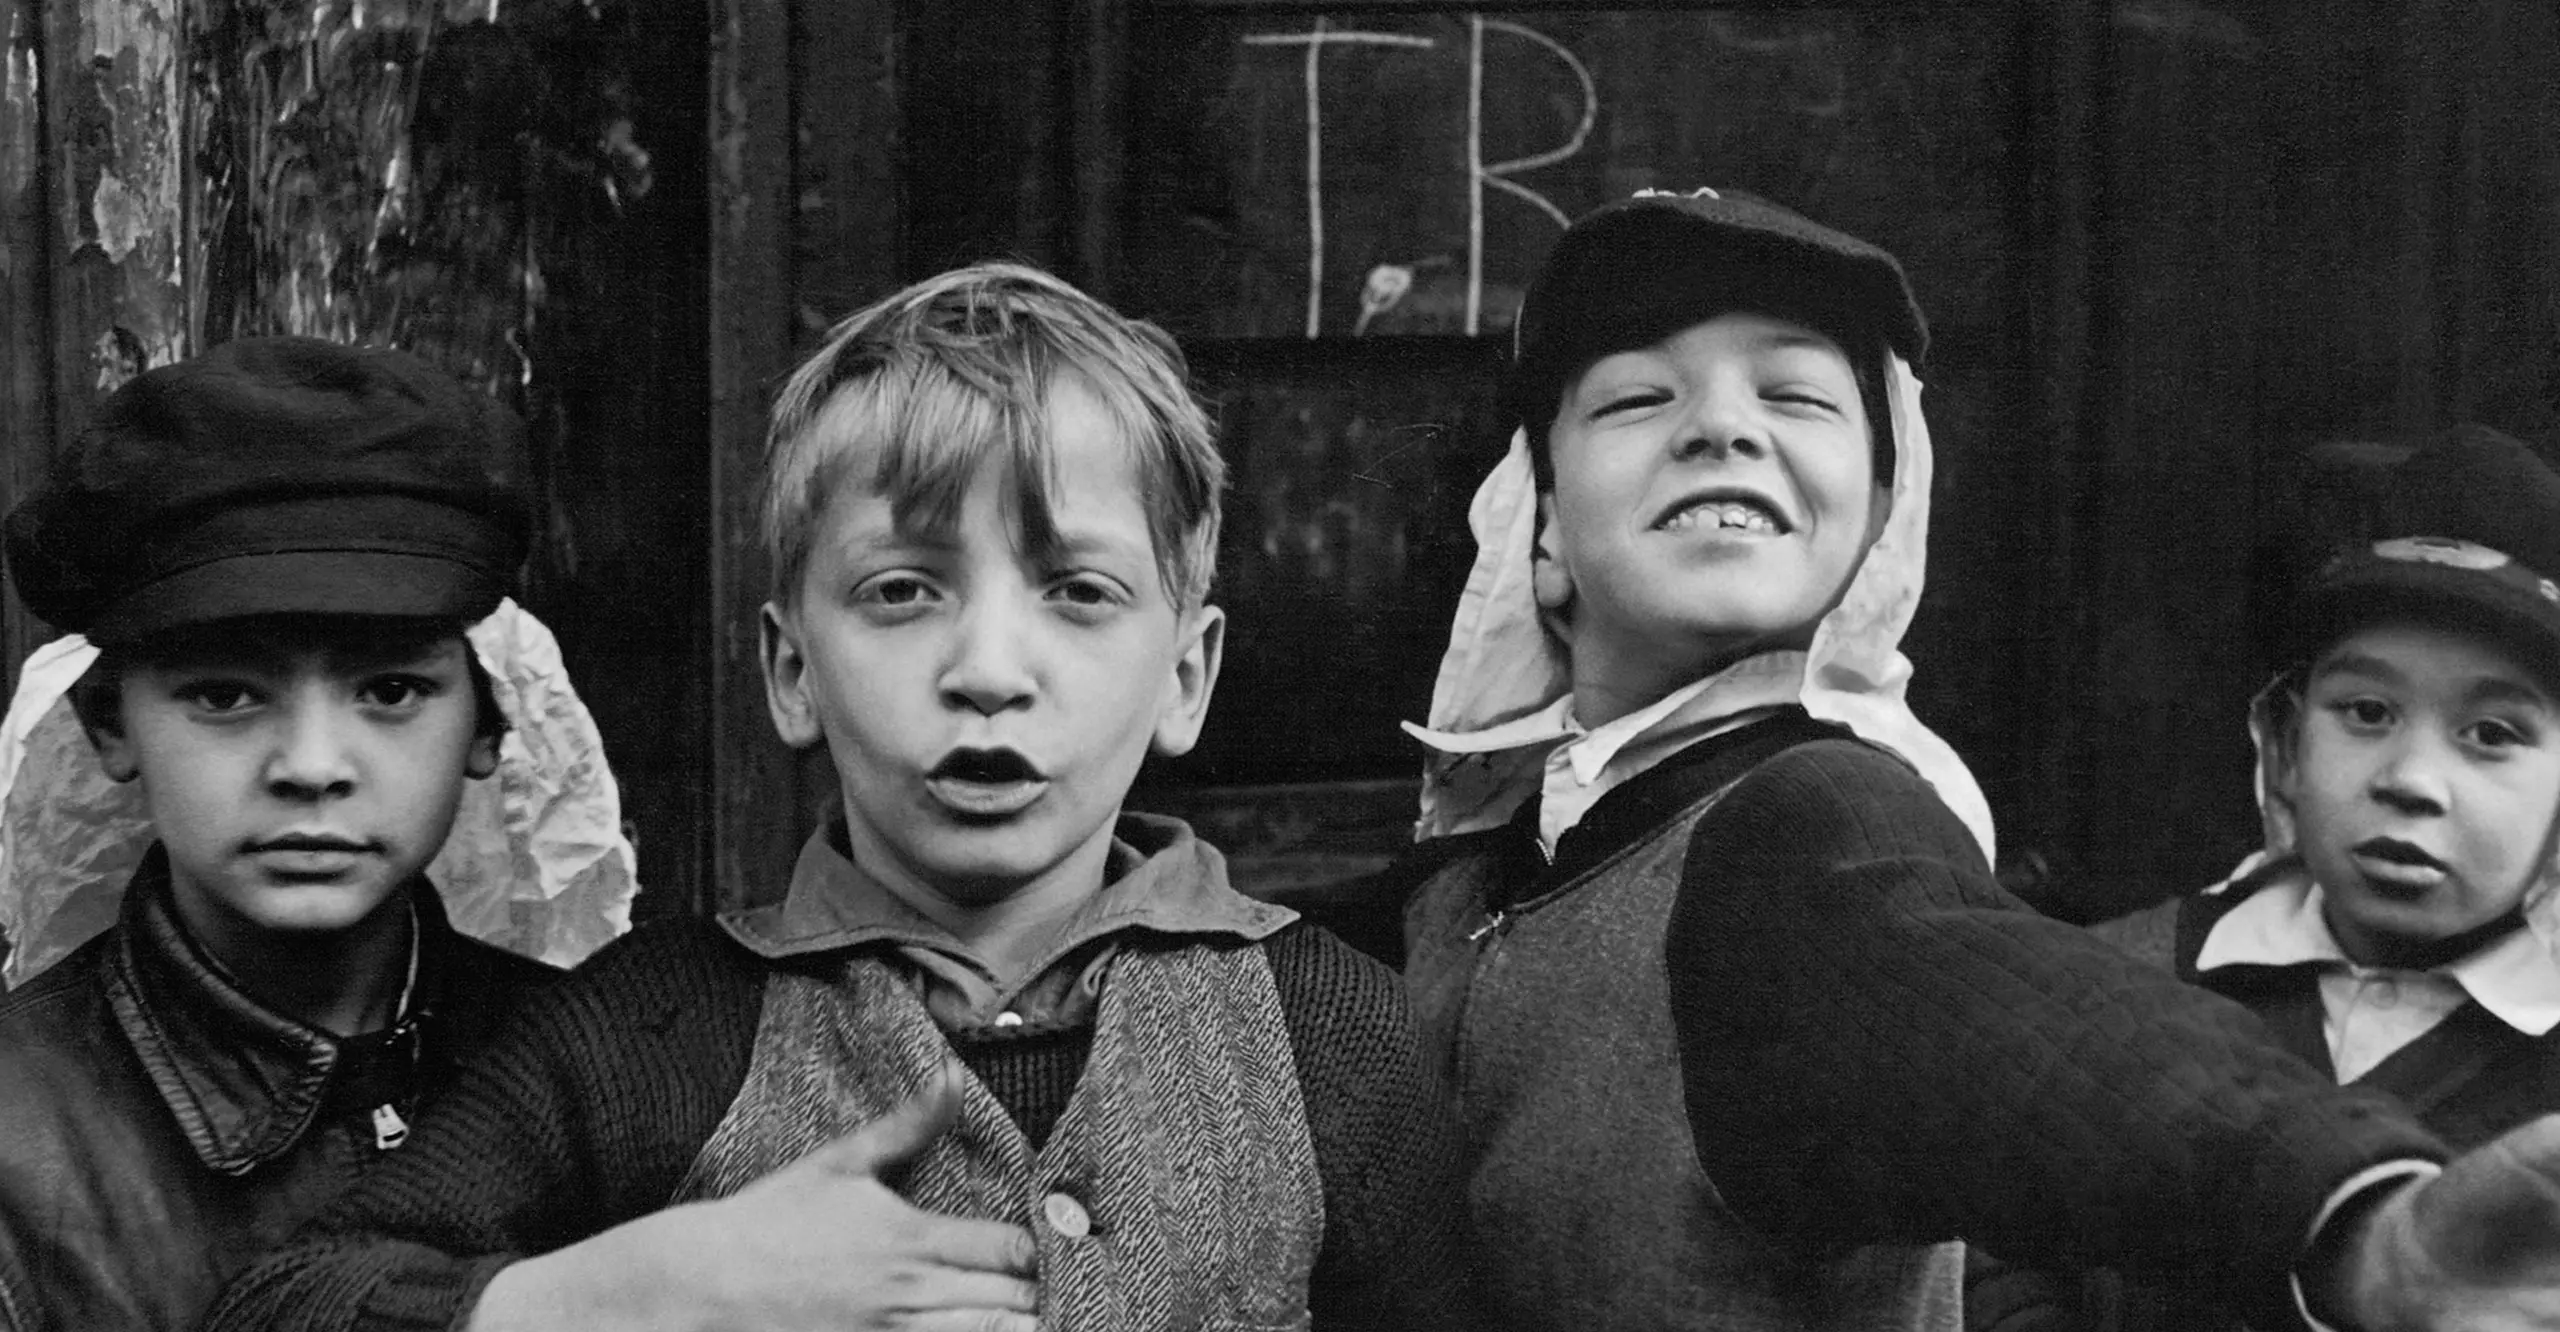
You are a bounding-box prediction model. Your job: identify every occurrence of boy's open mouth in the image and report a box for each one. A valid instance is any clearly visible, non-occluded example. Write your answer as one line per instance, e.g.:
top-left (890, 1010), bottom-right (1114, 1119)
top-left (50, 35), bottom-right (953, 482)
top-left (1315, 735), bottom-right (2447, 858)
top-left (1654, 490), bottom-right (1790, 535)
top-left (925, 747), bottom-right (1049, 818)
top-left (2350, 837), bottom-right (2449, 893)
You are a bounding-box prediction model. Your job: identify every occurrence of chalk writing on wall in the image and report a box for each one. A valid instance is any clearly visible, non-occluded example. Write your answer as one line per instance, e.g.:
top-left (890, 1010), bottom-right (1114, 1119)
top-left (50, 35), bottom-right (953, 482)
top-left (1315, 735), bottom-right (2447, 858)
top-left (1125, 11), bottom-right (2012, 344)
top-left (1243, 17), bottom-right (1593, 337)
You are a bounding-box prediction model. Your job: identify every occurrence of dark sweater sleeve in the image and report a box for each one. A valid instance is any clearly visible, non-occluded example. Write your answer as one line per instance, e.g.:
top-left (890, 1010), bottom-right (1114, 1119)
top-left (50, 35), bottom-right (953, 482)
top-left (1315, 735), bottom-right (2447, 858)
top-left (1663, 739), bottom-right (2442, 1322)
top-left (1267, 923), bottom-right (1488, 1332)
top-left (203, 920), bottom-right (767, 1332)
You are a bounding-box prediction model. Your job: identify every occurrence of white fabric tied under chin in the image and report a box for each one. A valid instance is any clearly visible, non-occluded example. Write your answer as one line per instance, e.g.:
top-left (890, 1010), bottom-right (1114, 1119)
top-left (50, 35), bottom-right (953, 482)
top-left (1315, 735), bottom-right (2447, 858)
top-left (1405, 354), bottom-right (1996, 866)
top-left (0, 598), bottom-right (638, 987)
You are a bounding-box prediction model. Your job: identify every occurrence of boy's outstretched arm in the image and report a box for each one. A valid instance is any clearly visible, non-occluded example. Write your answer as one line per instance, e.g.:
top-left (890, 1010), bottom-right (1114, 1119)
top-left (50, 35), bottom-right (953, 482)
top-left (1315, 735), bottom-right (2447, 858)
top-left (203, 923), bottom-right (1037, 1332)
top-left (1660, 738), bottom-right (2446, 1329)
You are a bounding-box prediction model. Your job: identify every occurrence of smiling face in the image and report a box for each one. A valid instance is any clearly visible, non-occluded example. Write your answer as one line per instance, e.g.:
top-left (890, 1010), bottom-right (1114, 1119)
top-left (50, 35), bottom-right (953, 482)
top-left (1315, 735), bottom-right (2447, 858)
top-left (89, 619), bottom-right (497, 963)
top-left (1536, 311), bottom-right (1886, 723)
top-left (761, 374), bottom-right (1223, 918)
top-left (2283, 620), bottom-right (2560, 962)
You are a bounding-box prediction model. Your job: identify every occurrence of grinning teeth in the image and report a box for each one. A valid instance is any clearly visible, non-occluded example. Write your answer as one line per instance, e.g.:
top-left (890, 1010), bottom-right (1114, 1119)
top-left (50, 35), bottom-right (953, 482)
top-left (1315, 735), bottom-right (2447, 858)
top-left (1663, 500), bottom-right (1779, 533)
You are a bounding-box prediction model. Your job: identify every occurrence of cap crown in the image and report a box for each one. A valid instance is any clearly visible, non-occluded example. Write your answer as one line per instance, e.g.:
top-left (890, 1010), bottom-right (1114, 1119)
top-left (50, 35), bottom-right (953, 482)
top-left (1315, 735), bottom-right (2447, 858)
top-left (4, 336), bottom-right (532, 640)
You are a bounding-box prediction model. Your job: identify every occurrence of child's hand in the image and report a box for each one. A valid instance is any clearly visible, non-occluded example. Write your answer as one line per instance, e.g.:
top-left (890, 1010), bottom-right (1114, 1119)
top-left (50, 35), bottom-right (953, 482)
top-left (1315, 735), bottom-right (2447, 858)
top-left (471, 1067), bottom-right (1040, 1332)
top-left (2321, 1115), bottom-right (2560, 1330)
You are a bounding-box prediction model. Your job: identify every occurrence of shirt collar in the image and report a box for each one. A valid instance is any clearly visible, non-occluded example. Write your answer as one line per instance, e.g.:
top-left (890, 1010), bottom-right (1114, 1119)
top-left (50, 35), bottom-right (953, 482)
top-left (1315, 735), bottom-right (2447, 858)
top-left (1406, 652), bottom-right (1801, 852)
top-left (2197, 873), bottom-right (2560, 1037)
top-left (719, 809), bottom-right (1295, 973)
top-left (1557, 653), bottom-right (1801, 785)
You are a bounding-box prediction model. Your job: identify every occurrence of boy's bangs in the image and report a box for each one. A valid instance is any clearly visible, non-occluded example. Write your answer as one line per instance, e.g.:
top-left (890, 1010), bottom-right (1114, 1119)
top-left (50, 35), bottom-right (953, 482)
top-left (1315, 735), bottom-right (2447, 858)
top-left (862, 357), bottom-right (1068, 569)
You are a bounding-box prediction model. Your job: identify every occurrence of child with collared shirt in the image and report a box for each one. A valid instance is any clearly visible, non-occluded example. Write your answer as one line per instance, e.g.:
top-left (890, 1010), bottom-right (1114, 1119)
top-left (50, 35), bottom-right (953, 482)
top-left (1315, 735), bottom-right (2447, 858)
top-left (0, 337), bottom-right (614, 1332)
top-left (1983, 423), bottom-right (2560, 1332)
top-left (207, 262), bottom-right (1475, 1332)
top-left (1385, 188), bottom-right (2560, 1332)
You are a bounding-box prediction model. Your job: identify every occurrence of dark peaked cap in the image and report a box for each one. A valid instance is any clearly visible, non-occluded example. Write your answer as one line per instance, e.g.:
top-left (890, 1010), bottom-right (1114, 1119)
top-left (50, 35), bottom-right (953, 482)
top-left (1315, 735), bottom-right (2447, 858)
top-left (2286, 423), bottom-right (2560, 692)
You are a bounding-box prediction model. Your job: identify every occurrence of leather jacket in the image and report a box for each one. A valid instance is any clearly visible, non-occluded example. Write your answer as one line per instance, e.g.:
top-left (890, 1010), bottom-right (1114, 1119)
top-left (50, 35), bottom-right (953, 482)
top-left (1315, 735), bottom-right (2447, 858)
top-left (0, 847), bottom-right (555, 1332)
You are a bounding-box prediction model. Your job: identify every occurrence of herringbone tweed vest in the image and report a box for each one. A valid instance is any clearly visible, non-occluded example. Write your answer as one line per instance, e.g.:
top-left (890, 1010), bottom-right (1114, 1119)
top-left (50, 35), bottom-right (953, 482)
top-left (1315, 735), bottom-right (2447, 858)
top-left (673, 942), bottom-right (1324, 1331)
top-left (1404, 783), bottom-right (1964, 1331)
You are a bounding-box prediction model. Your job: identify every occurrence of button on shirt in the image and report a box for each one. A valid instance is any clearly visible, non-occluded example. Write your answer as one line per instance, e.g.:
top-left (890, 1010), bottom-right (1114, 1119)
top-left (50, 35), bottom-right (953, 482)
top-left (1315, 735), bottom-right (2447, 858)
top-left (2196, 876), bottom-right (2560, 1083)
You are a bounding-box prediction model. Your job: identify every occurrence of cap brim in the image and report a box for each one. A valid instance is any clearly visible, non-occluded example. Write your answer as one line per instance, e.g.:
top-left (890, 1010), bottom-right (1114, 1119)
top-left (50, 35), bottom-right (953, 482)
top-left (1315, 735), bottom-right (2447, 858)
top-left (86, 550), bottom-right (508, 645)
top-left (2288, 554), bottom-right (2560, 691)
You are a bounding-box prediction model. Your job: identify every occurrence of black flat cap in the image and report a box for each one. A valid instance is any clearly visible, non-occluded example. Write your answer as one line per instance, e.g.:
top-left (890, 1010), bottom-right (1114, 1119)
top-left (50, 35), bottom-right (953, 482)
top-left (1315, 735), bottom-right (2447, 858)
top-left (4, 336), bottom-right (532, 645)
top-left (1505, 188), bottom-right (1928, 434)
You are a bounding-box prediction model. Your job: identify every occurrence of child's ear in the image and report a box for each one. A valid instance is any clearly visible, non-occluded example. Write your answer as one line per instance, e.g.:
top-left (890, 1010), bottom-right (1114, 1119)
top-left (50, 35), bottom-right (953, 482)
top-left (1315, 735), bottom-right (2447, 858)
top-left (69, 670), bottom-right (138, 782)
top-left (84, 719), bottom-right (139, 784)
top-left (760, 601), bottom-right (826, 750)
top-left (1532, 493), bottom-right (1574, 615)
top-left (464, 730), bottom-right (501, 781)
top-left (1151, 604), bottom-right (1227, 758)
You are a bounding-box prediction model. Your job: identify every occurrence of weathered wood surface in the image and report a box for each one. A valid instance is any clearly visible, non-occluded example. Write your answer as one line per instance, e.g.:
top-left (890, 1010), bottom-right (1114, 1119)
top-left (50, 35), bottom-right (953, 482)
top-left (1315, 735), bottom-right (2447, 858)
top-left (2, 0), bottom-right (55, 700)
top-left (708, 0), bottom-right (810, 910)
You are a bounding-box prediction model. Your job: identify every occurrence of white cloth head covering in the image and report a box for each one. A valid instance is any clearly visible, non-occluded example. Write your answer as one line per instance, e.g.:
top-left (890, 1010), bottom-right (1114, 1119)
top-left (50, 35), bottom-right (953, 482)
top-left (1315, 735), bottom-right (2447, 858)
top-left (1409, 354), bottom-right (1996, 863)
top-left (0, 598), bottom-right (637, 986)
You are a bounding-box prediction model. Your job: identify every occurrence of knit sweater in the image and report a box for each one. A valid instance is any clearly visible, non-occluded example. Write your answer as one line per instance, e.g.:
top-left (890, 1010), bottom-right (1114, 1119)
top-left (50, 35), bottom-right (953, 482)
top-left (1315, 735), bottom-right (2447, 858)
top-left (202, 914), bottom-right (1476, 1332)
top-left (1662, 729), bottom-right (2443, 1332)
top-left (1389, 711), bottom-right (2446, 1332)
top-left (1967, 888), bottom-right (2560, 1332)
top-left (1404, 712), bottom-right (1962, 1331)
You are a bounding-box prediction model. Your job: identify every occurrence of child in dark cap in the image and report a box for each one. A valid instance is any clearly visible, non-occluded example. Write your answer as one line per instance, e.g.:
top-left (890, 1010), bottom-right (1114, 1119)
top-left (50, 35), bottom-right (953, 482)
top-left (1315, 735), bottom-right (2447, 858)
top-left (203, 263), bottom-right (1474, 1332)
top-left (1982, 424), bottom-right (2560, 1332)
top-left (1389, 187), bottom-right (2560, 1331)
top-left (0, 336), bottom-right (564, 1332)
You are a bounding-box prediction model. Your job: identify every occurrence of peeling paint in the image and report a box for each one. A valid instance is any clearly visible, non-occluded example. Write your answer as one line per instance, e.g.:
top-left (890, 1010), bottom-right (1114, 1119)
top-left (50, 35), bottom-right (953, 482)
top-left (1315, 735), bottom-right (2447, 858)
top-left (71, 0), bottom-right (188, 328)
top-left (90, 326), bottom-right (146, 392)
top-left (3, 44), bottom-right (37, 198)
top-left (86, 0), bottom-right (174, 73)
top-left (89, 172), bottom-right (152, 262)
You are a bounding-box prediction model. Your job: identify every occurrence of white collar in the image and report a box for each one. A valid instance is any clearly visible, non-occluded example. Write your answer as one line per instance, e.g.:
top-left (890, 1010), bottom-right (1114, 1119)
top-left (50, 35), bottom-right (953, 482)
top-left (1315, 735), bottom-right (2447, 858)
top-left (1404, 651), bottom-right (1801, 766)
top-left (2197, 875), bottom-right (2560, 1037)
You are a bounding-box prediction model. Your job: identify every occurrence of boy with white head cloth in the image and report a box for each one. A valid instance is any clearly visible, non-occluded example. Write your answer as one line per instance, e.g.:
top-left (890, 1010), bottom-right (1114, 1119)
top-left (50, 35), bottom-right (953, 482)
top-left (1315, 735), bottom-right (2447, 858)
top-left (0, 336), bottom-right (633, 1332)
top-left (1392, 187), bottom-right (2560, 1332)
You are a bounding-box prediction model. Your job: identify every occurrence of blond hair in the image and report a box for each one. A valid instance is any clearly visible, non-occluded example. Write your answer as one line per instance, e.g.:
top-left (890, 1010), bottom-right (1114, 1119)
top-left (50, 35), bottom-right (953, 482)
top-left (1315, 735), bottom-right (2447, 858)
top-left (761, 263), bottom-right (1223, 608)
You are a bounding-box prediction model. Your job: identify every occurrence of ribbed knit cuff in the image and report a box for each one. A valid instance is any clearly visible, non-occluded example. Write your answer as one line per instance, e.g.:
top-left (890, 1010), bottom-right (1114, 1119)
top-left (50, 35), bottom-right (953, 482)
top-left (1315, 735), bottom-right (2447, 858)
top-left (354, 1248), bottom-right (520, 1332)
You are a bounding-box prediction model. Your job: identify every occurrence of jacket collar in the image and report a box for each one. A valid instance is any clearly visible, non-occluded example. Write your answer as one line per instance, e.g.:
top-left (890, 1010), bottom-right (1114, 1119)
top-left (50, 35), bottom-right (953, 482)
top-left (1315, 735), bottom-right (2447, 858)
top-left (719, 810), bottom-right (1293, 974)
top-left (103, 845), bottom-right (445, 1175)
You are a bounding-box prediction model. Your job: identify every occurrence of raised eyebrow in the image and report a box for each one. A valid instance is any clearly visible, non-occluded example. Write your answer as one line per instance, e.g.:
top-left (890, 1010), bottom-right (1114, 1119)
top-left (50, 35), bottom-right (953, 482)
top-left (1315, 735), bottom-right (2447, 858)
top-left (2308, 651), bottom-right (2404, 689)
top-left (1040, 529), bottom-right (1153, 569)
top-left (862, 523), bottom-right (963, 556)
top-left (329, 637), bottom-right (469, 678)
top-left (1752, 340), bottom-right (1857, 384)
top-left (2464, 676), bottom-right (2558, 715)
top-left (1757, 332), bottom-right (1846, 356)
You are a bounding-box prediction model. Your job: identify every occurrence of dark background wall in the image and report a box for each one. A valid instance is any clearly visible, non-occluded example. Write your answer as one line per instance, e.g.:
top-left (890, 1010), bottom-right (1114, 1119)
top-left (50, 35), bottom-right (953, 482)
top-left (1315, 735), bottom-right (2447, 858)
top-left (9, 0), bottom-right (2558, 927)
